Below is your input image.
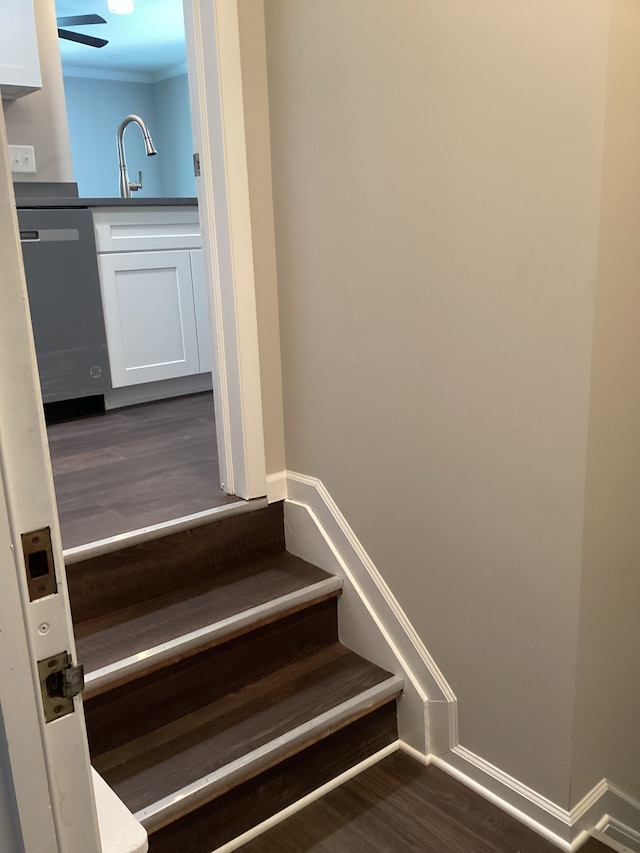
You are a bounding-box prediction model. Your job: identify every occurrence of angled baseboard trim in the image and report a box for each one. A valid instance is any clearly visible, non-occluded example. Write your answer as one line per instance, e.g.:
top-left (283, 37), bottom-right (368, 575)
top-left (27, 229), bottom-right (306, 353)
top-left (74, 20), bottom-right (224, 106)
top-left (283, 470), bottom-right (455, 755)
top-left (281, 470), bottom-right (640, 852)
top-left (413, 743), bottom-right (640, 852)
top-left (591, 788), bottom-right (640, 852)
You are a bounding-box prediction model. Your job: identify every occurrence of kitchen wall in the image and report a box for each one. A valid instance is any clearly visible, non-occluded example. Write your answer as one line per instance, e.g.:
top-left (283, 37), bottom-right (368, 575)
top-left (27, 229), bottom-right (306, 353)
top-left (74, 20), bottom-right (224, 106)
top-left (153, 73), bottom-right (197, 198)
top-left (571, 0), bottom-right (640, 806)
top-left (63, 74), bottom-right (163, 198)
top-left (63, 71), bottom-right (196, 199)
top-left (265, 0), bottom-right (610, 809)
top-left (3, 0), bottom-right (72, 184)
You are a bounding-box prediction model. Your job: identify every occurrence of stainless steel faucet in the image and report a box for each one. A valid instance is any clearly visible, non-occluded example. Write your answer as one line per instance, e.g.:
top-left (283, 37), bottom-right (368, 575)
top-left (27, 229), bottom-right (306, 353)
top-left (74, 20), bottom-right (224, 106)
top-left (117, 114), bottom-right (157, 198)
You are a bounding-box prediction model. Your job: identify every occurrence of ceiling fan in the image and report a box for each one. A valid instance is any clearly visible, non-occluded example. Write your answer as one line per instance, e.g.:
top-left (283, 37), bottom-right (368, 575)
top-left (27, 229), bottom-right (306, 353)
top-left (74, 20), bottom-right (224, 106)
top-left (57, 14), bottom-right (109, 49)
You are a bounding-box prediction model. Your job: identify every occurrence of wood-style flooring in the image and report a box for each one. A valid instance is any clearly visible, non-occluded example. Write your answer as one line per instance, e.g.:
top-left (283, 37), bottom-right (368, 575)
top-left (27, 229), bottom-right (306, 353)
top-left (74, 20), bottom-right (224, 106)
top-left (47, 393), bottom-right (238, 549)
top-left (238, 751), bottom-right (611, 853)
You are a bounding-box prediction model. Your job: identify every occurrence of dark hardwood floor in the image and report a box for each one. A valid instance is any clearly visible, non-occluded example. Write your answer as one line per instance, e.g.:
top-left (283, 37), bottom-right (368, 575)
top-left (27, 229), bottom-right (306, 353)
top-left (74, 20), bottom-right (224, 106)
top-left (47, 393), bottom-right (238, 549)
top-left (238, 751), bottom-right (611, 853)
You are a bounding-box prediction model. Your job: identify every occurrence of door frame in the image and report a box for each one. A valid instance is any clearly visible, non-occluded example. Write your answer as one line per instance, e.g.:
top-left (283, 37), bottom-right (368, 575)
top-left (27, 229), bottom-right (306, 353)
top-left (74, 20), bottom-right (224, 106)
top-left (0, 109), bottom-right (102, 852)
top-left (0, 0), bottom-right (274, 848)
top-left (184, 0), bottom-right (269, 500)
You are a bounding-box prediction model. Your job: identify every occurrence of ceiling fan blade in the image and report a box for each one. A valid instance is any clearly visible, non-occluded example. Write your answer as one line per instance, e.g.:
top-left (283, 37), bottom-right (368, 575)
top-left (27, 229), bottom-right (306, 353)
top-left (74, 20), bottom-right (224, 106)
top-left (57, 29), bottom-right (109, 48)
top-left (56, 15), bottom-right (106, 27)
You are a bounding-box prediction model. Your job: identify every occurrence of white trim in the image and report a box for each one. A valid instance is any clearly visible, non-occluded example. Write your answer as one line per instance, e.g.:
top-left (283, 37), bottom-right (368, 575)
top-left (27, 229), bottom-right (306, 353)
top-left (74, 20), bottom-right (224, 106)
top-left (283, 471), bottom-right (455, 755)
top-left (92, 768), bottom-right (148, 853)
top-left (441, 744), bottom-right (574, 849)
top-left (595, 818), bottom-right (640, 852)
top-left (286, 472), bottom-right (454, 704)
top-left (63, 66), bottom-right (154, 84)
top-left (136, 675), bottom-right (402, 830)
top-left (211, 742), bottom-right (400, 853)
top-left (150, 62), bottom-right (189, 83)
top-left (184, 0), bottom-right (268, 500)
top-left (421, 744), bottom-right (640, 852)
top-left (0, 111), bottom-right (102, 851)
top-left (266, 470), bottom-right (288, 503)
top-left (62, 63), bottom-right (188, 86)
top-left (64, 499), bottom-right (258, 565)
top-left (281, 471), bottom-right (640, 851)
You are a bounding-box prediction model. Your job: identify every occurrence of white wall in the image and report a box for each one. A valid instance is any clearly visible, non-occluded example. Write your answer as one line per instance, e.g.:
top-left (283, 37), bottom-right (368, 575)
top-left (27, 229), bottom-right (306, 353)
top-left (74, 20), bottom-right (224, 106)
top-left (265, 0), bottom-right (609, 806)
top-left (571, 0), bottom-right (640, 806)
top-left (3, 0), bottom-right (73, 183)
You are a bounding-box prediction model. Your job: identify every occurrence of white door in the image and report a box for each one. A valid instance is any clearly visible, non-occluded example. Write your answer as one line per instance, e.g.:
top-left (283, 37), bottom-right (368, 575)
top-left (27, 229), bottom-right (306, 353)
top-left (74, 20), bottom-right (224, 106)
top-left (98, 249), bottom-right (201, 387)
top-left (0, 113), bottom-right (101, 853)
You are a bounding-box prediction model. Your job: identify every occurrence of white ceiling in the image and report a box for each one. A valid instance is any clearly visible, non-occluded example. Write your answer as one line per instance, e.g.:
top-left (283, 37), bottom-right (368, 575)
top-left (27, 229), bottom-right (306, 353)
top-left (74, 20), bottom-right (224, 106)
top-left (55, 0), bottom-right (186, 79)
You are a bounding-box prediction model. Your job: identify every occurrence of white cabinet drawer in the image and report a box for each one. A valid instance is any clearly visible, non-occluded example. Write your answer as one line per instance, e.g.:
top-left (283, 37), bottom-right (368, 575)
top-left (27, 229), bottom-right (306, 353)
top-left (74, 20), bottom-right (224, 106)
top-left (93, 209), bottom-right (201, 253)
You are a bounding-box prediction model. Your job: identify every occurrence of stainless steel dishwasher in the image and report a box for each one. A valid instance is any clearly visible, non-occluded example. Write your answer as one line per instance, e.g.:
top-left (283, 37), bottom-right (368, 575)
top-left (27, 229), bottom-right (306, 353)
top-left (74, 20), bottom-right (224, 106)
top-left (18, 207), bottom-right (111, 406)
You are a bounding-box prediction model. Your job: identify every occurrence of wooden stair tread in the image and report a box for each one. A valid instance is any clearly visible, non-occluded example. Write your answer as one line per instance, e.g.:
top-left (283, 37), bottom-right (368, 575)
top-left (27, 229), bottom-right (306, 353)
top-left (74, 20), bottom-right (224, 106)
top-left (67, 503), bottom-right (286, 624)
top-left (77, 552), bottom-right (338, 687)
top-left (148, 706), bottom-right (399, 853)
top-left (92, 644), bottom-right (401, 826)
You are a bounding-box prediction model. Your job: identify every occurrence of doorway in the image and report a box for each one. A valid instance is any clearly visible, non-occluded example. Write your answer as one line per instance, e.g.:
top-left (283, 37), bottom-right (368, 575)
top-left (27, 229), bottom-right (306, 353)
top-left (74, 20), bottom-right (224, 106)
top-left (0, 1), bottom-right (273, 847)
top-left (41, 0), bottom-right (244, 549)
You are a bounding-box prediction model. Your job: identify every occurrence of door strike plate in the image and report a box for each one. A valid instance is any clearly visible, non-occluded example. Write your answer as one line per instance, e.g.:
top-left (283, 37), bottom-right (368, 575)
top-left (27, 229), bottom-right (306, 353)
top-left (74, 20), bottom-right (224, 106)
top-left (38, 652), bottom-right (84, 723)
top-left (21, 527), bottom-right (57, 601)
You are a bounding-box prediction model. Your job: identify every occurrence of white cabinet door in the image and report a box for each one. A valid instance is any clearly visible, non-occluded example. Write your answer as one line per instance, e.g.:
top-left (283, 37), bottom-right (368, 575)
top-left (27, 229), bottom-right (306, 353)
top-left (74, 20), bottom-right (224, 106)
top-left (0, 0), bottom-right (41, 99)
top-left (190, 248), bottom-right (212, 372)
top-left (98, 250), bottom-right (200, 387)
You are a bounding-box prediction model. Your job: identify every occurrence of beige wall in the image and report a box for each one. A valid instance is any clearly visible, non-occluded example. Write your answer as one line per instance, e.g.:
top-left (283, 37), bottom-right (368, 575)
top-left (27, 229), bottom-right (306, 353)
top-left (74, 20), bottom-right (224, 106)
top-left (571, 0), bottom-right (640, 806)
top-left (265, 0), bottom-right (609, 805)
top-left (237, 0), bottom-right (286, 475)
top-left (3, 0), bottom-right (73, 183)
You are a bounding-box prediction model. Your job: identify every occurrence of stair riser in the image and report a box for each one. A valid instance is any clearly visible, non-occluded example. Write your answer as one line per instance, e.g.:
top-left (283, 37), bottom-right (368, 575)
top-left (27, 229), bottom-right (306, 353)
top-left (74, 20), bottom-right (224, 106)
top-left (82, 580), bottom-right (342, 700)
top-left (85, 598), bottom-right (339, 756)
top-left (68, 503), bottom-right (285, 623)
top-left (147, 701), bottom-right (398, 853)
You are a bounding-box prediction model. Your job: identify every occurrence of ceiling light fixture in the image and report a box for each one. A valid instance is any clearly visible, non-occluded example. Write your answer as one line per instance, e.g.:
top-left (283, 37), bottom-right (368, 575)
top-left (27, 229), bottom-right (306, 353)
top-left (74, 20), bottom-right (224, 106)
top-left (107, 0), bottom-right (134, 14)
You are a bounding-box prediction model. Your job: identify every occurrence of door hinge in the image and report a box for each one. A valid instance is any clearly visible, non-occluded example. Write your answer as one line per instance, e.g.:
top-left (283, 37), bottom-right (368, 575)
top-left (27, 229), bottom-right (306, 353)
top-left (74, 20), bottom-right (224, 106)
top-left (193, 152), bottom-right (201, 177)
top-left (38, 652), bottom-right (85, 723)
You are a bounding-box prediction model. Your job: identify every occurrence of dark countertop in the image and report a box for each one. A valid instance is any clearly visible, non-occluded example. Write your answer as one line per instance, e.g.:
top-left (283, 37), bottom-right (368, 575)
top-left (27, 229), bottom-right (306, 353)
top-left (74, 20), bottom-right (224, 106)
top-left (15, 197), bottom-right (198, 209)
top-left (13, 181), bottom-right (197, 209)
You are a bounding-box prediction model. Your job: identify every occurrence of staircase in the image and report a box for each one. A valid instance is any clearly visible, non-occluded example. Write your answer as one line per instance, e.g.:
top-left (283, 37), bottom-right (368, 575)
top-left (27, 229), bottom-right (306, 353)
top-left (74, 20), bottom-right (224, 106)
top-left (66, 502), bottom-right (402, 852)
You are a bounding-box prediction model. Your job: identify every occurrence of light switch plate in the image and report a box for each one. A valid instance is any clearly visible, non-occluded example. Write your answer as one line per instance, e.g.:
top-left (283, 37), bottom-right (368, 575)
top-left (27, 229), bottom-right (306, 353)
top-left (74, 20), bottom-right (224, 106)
top-left (8, 144), bottom-right (36, 174)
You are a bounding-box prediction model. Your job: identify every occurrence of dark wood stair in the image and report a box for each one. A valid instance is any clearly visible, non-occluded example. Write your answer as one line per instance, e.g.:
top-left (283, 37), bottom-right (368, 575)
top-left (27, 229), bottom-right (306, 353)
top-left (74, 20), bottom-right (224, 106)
top-left (67, 503), bottom-right (402, 851)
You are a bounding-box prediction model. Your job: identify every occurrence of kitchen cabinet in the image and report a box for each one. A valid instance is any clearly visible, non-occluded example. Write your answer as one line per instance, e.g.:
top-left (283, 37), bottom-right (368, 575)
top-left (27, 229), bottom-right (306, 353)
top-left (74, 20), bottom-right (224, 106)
top-left (93, 208), bottom-right (210, 389)
top-left (0, 0), bottom-right (41, 100)
top-left (190, 249), bottom-right (212, 372)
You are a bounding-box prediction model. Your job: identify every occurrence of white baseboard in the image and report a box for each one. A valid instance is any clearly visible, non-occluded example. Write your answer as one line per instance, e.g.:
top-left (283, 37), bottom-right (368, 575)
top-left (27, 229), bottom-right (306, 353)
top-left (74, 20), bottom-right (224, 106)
top-left (266, 470), bottom-right (287, 503)
top-left (283, 470), bottom-right (455, 755)
top-left (434, 744), bottom-right (575, 850)
top-left (592, 787), bottom-right (640, 852)
top-left (281, 470), bottom-right (640, 852)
